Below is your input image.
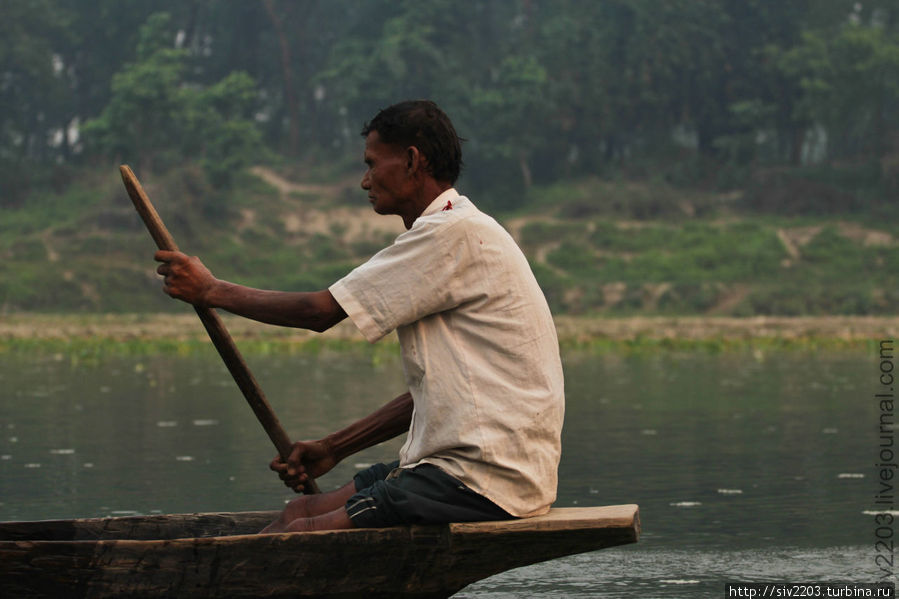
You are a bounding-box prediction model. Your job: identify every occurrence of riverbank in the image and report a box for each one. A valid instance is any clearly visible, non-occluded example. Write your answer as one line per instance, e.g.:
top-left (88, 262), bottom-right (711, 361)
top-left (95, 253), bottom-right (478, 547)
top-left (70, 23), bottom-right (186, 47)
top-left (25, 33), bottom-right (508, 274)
top-left (2, 165), bottom-right (897, 318)
top-left (1, 313), bottom-right (895, 355)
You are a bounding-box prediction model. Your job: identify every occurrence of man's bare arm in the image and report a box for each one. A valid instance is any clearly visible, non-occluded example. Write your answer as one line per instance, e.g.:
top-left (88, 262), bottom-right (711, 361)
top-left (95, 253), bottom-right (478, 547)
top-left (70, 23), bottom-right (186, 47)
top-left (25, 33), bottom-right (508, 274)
top-left (325, 391), bottom-right (414, 461)
top-left (155, 250), bottom-right (346, 332)
top-left (206, 280), bottom-right (346, 332)
top-left (272, 392), bottom-right (414, 491)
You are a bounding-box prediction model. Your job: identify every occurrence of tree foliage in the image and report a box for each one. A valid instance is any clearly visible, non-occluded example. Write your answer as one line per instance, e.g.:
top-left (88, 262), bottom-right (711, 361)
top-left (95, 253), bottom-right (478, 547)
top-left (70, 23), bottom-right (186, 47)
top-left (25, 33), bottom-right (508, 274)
top-left (1, 0), bottom-right (897, 207)
top-left (82, 13), bottom-right (262, 188)
top-left (775, 25), bottom-right (899, 159)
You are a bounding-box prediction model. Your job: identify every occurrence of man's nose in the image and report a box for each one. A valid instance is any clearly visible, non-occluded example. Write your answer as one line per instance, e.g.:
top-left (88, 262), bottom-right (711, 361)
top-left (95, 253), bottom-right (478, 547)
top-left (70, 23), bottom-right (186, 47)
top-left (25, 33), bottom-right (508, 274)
top-left (360, 173), bottom-right (370, 190)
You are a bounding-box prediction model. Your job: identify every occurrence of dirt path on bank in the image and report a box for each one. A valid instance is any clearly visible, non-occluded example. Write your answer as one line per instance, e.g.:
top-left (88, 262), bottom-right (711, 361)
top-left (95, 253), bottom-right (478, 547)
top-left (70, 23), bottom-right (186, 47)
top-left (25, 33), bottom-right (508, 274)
top-left (250, 166), bottom-right (343, 198)
top-left (249, 166), bottom-right (406, 243)
top-left (2, 314), bottom-right (897, 343)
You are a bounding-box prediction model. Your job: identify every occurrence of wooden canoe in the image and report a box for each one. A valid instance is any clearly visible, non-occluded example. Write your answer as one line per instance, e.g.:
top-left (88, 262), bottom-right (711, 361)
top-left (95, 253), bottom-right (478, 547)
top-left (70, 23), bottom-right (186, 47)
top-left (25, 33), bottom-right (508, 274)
top-left (0, 504), bottom-right (639, 598)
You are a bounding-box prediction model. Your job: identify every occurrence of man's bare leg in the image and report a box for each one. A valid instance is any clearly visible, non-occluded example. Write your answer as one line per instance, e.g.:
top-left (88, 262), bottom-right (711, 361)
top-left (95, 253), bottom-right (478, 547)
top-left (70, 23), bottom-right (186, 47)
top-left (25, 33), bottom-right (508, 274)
top-left (284, 506), bottom-right (355, 532)
top-left (261, 481), bottom-right (357, 533)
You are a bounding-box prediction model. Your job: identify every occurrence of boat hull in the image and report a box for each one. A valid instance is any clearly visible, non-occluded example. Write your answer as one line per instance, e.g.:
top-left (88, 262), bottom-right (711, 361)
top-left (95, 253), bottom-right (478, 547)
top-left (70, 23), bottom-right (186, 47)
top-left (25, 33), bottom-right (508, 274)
top-left (0, 505), bottom-right (639, 598)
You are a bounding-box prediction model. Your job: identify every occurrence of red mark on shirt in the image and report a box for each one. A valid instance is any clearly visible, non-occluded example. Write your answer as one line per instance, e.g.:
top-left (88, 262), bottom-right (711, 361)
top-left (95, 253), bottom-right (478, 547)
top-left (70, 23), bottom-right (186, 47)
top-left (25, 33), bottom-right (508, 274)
top-left (441, 200), bottom-right (453, 211)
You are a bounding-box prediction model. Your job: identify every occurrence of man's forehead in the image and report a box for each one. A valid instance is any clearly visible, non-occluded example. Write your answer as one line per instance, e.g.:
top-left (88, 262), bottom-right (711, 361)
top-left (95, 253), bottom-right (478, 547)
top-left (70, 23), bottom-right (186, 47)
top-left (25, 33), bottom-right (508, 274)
top-left (364, 131), bottom-right (405, 157)
top-left (364, 130), bottom-right (381, 145)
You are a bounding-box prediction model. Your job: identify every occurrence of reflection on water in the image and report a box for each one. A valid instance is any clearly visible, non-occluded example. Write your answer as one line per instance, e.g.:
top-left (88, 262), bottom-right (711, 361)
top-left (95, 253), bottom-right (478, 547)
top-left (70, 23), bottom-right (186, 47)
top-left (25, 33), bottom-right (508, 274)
top-left (0, 347), bottom-right (885, 595)
top-left (0, 350), bottom-right (410, 520)
top-left (460, 545), bottom-right (879, 598)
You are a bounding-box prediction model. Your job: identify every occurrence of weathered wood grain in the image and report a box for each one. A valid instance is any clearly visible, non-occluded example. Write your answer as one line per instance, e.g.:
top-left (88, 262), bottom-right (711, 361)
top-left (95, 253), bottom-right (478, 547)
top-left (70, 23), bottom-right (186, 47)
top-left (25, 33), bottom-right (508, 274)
top-left (0, 505), bottom-right (639, 598)
top-left (0, 511), bottom-right (280, 542)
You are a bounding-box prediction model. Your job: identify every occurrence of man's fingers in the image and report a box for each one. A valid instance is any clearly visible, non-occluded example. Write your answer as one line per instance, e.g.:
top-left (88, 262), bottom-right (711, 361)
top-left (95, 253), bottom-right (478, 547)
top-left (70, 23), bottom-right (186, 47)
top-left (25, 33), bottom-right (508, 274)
top-left (284, 474), bottom-right (307, 492)
top-left (273, 443), bottom-right (316, 492)
top-left (279, 470), bottom-right (306, 483)
top-left (287, 443), bottom-right (304, 468)
top-left (272, 452), bottom-right (303, 478)
top-left (154, 250), bottom-right (177, 262)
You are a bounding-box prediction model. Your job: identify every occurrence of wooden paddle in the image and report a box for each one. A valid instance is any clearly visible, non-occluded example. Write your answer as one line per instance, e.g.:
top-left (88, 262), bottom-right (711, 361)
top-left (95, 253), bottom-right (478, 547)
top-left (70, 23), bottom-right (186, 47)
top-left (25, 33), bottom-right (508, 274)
top-left (119, 165), bottom-right (320, 495)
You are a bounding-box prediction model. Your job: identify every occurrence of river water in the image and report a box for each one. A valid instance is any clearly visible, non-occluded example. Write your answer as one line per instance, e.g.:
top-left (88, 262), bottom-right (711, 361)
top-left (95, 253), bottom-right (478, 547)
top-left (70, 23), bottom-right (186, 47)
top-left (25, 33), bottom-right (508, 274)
top-left (0, 346), bottom-right (891, 596)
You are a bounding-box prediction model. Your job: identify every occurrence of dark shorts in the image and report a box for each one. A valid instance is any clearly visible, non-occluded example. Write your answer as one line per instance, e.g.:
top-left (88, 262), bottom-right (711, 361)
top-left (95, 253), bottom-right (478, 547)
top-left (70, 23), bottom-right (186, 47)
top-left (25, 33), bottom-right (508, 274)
top-left (344, 460), bottom-right (514, 528)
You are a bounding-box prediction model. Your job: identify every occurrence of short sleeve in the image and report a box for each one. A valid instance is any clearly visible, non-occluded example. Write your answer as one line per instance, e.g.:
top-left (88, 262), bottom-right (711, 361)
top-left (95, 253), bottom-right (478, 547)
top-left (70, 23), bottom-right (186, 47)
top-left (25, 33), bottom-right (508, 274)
top-left (329, 220), bottom-right (466, 343)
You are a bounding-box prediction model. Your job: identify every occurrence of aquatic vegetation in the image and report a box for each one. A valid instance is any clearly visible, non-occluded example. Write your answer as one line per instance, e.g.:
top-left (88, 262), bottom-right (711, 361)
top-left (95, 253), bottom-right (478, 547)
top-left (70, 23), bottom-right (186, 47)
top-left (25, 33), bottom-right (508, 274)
top-left (0, 326), bottom-right (875, 361)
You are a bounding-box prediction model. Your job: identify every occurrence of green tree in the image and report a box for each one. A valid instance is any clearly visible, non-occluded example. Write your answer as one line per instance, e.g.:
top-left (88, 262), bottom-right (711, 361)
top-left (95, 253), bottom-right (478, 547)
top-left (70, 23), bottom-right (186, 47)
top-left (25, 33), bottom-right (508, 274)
top-left (0, 0), bottom-right (72, 205)
top-left (193, 72), bottom-right (264, 188)
top-left (776, 25), bottom-right (899, 161)
top-left (83, 12), bottom-right (263, 187)
top-left (82, 13), bottom-right (189, 173)
top-left (472, 55), bottom-right (551, 189)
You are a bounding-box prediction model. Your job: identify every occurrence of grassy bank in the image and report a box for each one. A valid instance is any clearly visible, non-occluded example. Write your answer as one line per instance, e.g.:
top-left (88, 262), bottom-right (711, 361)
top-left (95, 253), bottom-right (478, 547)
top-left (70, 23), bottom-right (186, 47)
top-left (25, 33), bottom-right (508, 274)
top-left (0, 166), bottom-right (896, 317)
top-left (1, 314), bottom-right (894, 358)
top-left (513, 178), bottom-right (898, 316)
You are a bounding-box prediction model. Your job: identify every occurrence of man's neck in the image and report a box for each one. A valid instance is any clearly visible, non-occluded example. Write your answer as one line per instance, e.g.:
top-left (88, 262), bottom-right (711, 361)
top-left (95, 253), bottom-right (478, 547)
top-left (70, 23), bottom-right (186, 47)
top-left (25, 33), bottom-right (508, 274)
top-left (402, 180), bottom-right (453, 229)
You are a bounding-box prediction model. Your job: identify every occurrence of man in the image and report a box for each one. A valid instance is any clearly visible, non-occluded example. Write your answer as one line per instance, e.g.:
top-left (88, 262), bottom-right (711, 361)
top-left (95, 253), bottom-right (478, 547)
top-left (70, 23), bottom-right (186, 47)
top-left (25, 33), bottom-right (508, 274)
top-left (155, 100), bottom-right (564, 532)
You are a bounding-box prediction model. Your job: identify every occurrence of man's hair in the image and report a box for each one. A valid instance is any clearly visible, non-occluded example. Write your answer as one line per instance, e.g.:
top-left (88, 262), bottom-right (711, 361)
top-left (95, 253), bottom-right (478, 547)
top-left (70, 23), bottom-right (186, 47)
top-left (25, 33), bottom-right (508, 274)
top-left (361, 100), bottom-right (463, 184)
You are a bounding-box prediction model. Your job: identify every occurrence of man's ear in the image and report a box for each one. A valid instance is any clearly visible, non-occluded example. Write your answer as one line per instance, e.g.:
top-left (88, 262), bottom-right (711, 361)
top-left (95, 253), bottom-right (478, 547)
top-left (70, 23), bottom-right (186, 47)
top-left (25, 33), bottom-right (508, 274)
top-left (406, 146), bottom-right (426, 175)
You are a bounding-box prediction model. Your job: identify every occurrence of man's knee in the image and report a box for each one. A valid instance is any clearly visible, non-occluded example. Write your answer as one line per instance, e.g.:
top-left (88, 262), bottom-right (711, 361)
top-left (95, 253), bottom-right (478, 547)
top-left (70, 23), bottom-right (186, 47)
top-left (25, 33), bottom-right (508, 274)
top-left (281, 495), bottom-right (314, 521)
top-left (286, 507), bottom-right (355, 532)
top-left (283, 481), bottom-right (358, 520)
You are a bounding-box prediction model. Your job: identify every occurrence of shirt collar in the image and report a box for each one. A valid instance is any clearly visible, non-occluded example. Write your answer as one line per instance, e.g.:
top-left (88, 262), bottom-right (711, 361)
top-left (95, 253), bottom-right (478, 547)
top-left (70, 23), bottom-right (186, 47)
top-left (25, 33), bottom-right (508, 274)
top-left (420, 188), bottom-right (460, 218)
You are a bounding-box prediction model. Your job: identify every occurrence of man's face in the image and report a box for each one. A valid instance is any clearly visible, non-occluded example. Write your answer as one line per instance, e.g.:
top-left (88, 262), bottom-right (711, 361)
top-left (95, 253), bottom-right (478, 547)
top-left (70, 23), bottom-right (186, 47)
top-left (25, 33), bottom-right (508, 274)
top-left (360, 131), bottom-right (415, 218)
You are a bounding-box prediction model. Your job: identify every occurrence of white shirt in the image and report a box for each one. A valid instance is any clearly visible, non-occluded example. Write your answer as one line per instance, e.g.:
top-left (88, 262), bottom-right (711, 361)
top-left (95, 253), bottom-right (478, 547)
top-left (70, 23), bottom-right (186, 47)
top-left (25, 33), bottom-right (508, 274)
top-left (329, 188), bottom-right (564, 517)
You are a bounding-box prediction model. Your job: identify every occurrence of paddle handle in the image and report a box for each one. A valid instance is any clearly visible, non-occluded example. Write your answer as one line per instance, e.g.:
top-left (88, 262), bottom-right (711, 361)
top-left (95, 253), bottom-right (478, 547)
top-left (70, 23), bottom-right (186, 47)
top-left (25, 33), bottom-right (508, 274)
top-left (120, 165), bottom-right (320, 495)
